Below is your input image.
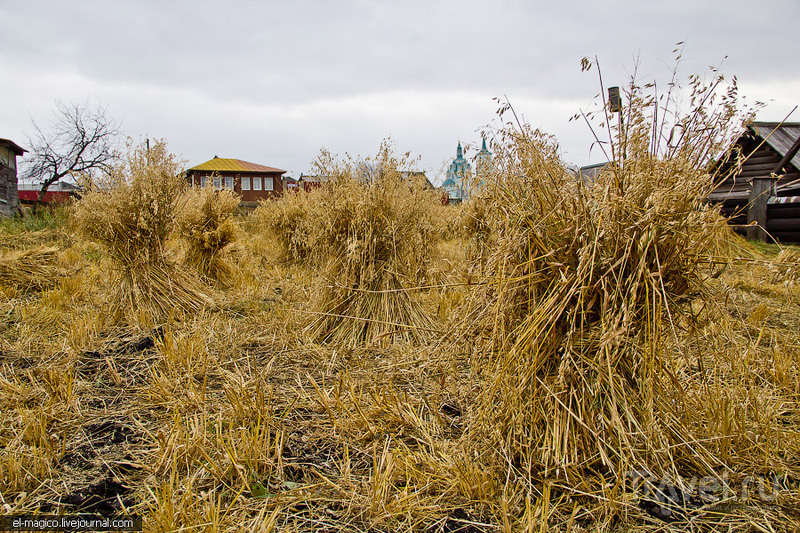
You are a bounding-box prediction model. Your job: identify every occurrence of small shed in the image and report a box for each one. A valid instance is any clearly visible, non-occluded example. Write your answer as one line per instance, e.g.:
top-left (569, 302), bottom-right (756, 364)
top-left (710, 122), bottom-right (800, 241)
top-left (576, 162), bottom-right (610, 184)
top-left (185, 157), bottom-right (286, 205)
top-left (297, 174), bottom-right (327, 193)
top-left (0, 138), bottom-right (26, 216)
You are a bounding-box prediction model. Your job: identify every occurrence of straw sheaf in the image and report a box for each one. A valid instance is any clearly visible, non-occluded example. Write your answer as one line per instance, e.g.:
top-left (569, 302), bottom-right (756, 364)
top-left (303, 144), bottom-right (442, 346)
top-left (176, 184), bottom-right (239, 284)
top-left (72, 139), bottom-right (216, 323)
top-left (459, 75), bottom-right (750, 484)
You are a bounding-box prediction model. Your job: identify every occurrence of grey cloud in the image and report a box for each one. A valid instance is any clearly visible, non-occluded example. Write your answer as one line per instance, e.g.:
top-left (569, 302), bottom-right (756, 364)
top-left (1, 0), bottom-right (798, 176)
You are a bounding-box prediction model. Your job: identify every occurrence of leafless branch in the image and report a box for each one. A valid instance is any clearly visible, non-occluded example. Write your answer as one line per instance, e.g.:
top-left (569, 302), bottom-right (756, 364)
top-left (22, 101), bottom-right (121, 202)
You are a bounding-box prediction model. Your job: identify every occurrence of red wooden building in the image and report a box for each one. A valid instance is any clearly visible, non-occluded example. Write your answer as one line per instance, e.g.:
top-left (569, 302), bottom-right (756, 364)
top-left (17, 181), bottom-right (80, 205)
top-left (185, 157), bottom-right (286, 204)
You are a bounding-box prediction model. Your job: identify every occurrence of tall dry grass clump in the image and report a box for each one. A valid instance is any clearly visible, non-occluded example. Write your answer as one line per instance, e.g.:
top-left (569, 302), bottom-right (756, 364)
top-left (73, 139), bottom-right (215, 322)
top-left (459, 63), bottom-right (755, 486)
top-left (305, 144), bottom-right (441, 346)
top-left (176, 183), bottom-right (239, 284)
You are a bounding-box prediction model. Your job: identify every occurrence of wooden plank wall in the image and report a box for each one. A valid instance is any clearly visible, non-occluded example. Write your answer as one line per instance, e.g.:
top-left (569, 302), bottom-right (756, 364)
top-left (767, 199), bottom-right (800, 243)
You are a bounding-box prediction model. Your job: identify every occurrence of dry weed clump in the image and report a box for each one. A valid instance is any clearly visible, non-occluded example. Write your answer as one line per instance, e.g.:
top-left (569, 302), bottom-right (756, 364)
top-left (176, 183), bottom-right (239, 284)
top-left (305, 144), bottom-right (442, 346)
top-left (458, 64), bottom-right (755, 493)
top-left (72, 139), bottom-right (215, 322)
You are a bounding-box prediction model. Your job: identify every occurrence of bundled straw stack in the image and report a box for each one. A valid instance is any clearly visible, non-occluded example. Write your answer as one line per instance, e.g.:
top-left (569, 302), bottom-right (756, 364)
top-left (176, 183), bottom-right (239, 285)
top-left (256, 185), bottom-right (318, 264)
top-left (304, 145), bottom-right (441, 346)
top-left (460, 72), bottom-right (753, 484)
top-left (73, 139), bottom-right (215, 322)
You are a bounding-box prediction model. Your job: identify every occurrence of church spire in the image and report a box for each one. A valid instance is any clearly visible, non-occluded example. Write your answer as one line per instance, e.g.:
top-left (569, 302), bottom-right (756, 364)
top-left (457, 141), bottom-right (463, 159)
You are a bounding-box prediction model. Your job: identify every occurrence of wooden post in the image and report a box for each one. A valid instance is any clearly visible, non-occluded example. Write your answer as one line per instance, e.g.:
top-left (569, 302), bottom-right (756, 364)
top-left (747, 177), bottom-right (774, 242)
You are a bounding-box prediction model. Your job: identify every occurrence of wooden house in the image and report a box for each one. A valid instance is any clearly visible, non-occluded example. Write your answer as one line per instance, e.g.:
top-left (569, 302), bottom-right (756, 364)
top-left (0, 138), bottom-right (26, 216)
top-left (710, 122), bottom-right (800, 242)
top-left (185, 157), bottom-right (286, 205)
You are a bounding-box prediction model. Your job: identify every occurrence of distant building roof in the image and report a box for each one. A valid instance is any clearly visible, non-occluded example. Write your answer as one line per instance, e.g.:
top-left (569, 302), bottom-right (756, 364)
top-left (576, 162), bottom-right (609, 182)
top-left (400, 170), bottom-right (435, 189)
top-left (750, 122), bottom-right (800, 172)
top-left (18, 182), bottom-right (80, 192)
top-left (188, 157), bottom-right (285, 174)
top-left (0, 138), bottom-right (26, 156)
top-left (298, 174), bottom-right (327, 183)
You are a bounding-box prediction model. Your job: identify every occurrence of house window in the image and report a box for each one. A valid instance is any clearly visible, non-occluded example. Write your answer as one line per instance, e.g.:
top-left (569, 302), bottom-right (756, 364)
top-left (242, 177), bottom-right (251, 190)
top-left (253, 177), bottom-right (262, 191)
top-left (225, 177), bottom-right (233, 190)
top-left (213, 176), bottom-right (223, 190)
top-left (264, 177), bottom-right (274, 191)
top-left (201, 176), bottom-right (210, 187)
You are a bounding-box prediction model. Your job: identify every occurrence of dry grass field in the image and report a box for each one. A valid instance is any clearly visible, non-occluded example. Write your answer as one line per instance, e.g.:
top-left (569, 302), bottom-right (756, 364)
top-left (2, 75), bottom-right (800, 532)
top-left (0, 179), bottom-right (798, 532)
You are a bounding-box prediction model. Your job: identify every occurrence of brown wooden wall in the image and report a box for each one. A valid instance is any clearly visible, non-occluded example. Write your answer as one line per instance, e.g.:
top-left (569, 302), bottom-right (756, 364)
top-left (0, 162), bottom-right (18, 216)
top-left (766, 200), bottom-right (800, 243)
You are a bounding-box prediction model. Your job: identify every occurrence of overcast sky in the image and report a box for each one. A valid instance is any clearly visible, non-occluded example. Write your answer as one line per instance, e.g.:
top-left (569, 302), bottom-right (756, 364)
top-left (2, 0), bottom-right (798, 183)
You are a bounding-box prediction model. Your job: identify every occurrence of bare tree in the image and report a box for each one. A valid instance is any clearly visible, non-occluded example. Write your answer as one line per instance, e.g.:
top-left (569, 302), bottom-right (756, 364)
top-left (22, 101), bottom-right (120, 203)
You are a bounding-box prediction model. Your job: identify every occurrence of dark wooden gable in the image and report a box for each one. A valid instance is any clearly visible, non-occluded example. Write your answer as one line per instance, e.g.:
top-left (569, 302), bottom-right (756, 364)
top-left (709, 123), bottom-right (800, 225)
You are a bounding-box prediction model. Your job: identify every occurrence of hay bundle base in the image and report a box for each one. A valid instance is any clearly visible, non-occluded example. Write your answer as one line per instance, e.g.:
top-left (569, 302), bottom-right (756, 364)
top-left (309, 259), bottom-right (435, 347)
top-left (113, 260), bottom-right (215, 321)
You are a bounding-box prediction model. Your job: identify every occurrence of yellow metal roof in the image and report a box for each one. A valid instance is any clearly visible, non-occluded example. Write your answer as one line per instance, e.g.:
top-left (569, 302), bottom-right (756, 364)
top-left (188, 157), bottom-right (285, 173)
